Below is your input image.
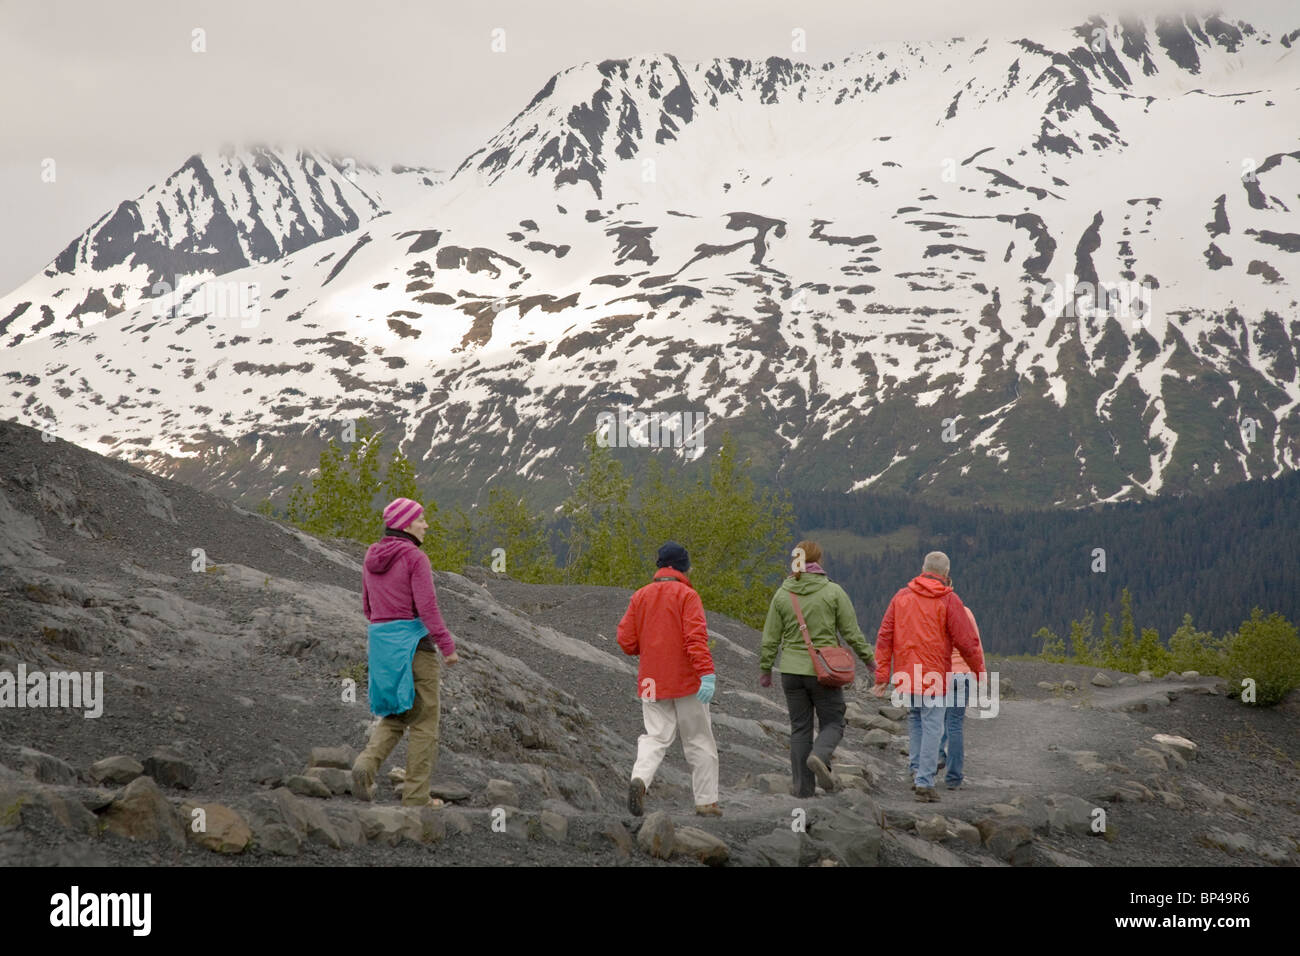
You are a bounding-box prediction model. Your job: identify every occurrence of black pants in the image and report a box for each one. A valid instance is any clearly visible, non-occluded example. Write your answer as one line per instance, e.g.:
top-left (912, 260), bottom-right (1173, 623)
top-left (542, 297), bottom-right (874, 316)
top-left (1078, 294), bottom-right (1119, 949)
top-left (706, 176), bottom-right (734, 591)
top-left (781, 672), bottom-right (846, 798)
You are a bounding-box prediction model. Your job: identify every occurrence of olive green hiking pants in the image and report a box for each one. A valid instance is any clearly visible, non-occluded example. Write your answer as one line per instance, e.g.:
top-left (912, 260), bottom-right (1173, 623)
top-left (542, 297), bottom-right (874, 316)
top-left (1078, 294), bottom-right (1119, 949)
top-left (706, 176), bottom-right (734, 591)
top-left (355, 648), bottom-right (441, 805)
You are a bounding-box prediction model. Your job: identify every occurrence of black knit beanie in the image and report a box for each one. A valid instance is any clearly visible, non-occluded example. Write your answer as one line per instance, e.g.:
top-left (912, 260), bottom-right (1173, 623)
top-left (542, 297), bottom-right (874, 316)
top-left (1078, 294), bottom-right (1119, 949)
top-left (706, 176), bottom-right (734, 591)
top-left (656, 541), bottom-right (690, 573)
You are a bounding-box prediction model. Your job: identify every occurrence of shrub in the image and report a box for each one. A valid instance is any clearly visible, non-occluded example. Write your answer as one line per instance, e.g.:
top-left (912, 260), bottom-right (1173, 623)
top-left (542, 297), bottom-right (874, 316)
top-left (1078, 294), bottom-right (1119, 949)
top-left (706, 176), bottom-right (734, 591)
top-left (1223, 609), bottom-right (1300, 706)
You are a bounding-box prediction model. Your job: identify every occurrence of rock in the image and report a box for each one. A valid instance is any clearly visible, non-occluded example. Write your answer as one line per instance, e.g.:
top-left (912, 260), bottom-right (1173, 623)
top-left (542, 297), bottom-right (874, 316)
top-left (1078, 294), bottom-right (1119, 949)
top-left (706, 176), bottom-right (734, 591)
top-left (180, 802), bottom-right (252, 854)
top-left (429, 782), bottom-right (472, 803)
top-left (1124, 693), bottom-right (1169, 712)
top-left (1132, 748), bottom-right (1169, 772)
top-left (1156, 791), bottom-right (1185, 810)
top-left (1067, 751), bottom-right (1107, 773)
top-left (539, 810), bottom-right (568, 844)
top-left (1164, 671), bottom-right (1180, 680)
top-left (748, 829), bottom-right (816, 867)
top-left (1009, 795), bottom-right (1050, 833)
top-left (251, 788), bottom-right (342, 848)
top-left (1258, 843), bottom-right (1290, 864)
top-left (1180, 670), bottom-right (1200, 679)
top-left (808, 804), bottom-right (883, 866)
top-left (1045, 794), bottom-right (1097, 836)
top-left (1137, 670), bottom-right (1153, 682)
top-left (1202, 829), bottom-right (1255, 855)
top-left (1090, 672), bottom-right (1114, 687)
top-left (141, 749), bottom-right (196, 790)
top-left (915, 814), bottom-right (948, 841)
top-left (977, 818), bottom-right (1034, 865)
top-left (1117, 676), bottom-right (1135, 685)
top-left (756, 773), bottom-right (791, 795)
top-left (1000, 677), bottom-right (1014, 698)
top-left (1108, 781), bottom-right (1154, 803)
top-left (485, 778), bottom-right (519, 807)
top-left (844, 701), bottom-right (873, 730)
top-left (250, 761), bottom-right (284, 786)
top-left (1036, 681), bottom-right (1060, 691)
top-left (285, 775), bottom-right (332, 799)
top-left (636, 811), bottom-right (675, 860)
top-left (89, 755), bottom-right (143, 786)
top-left (305, 767), bottom-right (351, 795)
top-left (100, 776), bottom-right (185, 847)
top-left (8, 747), bottom-right (78, 785)
top-left (947, 819), bottom-right (981, 845)
top-left (877, 705), bottom-right (908, 720)
top-left (1151, 734), bottom-right (1198, 761)
top-left (672, 826), bottom-right (729, 866)
top-left (358, 807), bottom-right (406, 846)
top-left (863, 728), bottom-right (893, 748)
top-left (308, 746), bottom-right (355, 770)
top-left (863, 713), bottom-right (904, 735)
top-left (1062, 679), bottom-right (1077, 691)
top-left (602, 821), bottom-right (635, 858)
top-left (252, 823), bottom-right (301, 856)
top-left (400, 806), bottom-right (445, 844)
top-left (443, 809), bottom-right (473, 836)
top-left (323, 807), bottom-right (366, 848)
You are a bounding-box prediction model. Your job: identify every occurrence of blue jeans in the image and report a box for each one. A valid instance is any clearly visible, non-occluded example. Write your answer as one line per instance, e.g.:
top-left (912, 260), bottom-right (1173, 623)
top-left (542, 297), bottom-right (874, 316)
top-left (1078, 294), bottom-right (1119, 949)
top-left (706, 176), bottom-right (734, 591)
top-left (939, 675), bottom-right (971, 785)
top-left (907, 693), bottom-right (946, 789)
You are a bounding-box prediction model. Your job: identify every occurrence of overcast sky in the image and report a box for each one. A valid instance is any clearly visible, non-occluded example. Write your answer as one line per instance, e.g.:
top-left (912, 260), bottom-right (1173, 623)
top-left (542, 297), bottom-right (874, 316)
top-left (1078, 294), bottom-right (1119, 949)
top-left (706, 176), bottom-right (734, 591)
top-left (0, 0), bottom-right (1288, 295)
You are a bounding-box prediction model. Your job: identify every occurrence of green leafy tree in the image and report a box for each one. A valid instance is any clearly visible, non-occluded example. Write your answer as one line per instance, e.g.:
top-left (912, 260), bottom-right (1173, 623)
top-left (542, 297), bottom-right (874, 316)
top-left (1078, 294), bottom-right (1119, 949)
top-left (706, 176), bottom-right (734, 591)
top-left (560, 434), bottom-right (639, 586)
top-left (1223, 609), bottom-right (1300, 706)
top-left (1135, 626), bottom-right (1170, 675)
top-left (1035, 626), bottom-right (1067, 662)
top-left (1167, 614), bottom-right (1224, 675)
top-left (474, 487), bottom-right (558, 583)
top-left (1068, 610), bottom-right (1098, 665)
top-left (286, 418), bottom-right (385, 540)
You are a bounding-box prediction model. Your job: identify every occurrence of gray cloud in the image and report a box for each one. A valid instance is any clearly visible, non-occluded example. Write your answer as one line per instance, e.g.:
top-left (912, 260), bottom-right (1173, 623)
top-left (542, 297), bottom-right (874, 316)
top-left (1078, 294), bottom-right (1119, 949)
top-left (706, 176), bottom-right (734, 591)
top-left (0, 0), bottom-right (1289, 293)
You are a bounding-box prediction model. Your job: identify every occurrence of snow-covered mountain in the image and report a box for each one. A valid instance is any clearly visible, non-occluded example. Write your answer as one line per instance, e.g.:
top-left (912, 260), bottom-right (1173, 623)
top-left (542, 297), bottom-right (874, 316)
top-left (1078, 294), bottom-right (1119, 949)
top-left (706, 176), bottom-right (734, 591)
top-left (0, 147), bottom-right (442, 347)
top-left (4, 13), bottom-right (1299, 510)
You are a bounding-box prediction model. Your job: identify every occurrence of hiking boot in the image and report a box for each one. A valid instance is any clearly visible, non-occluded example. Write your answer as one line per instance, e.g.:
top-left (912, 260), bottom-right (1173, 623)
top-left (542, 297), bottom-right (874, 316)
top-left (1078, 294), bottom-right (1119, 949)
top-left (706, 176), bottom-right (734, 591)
top-left (695, 803), bottom-right (723, 817)
top-left (943, 780), bottom-right (963, 790)
top-left (913, 786), bottom-right (940, 803)
top-left (628, 777), bottom-right (646, 817)
top-left (351, 764), bottom-right (376, 802)
top-left (806, 754), bottom-right (836, 792)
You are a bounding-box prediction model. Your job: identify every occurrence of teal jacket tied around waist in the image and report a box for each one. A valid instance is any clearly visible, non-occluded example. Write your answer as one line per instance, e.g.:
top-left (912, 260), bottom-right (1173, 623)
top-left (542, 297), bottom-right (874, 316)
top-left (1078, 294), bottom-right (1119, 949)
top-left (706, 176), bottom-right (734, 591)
top-left (367, 618), bottom-right (429, 716)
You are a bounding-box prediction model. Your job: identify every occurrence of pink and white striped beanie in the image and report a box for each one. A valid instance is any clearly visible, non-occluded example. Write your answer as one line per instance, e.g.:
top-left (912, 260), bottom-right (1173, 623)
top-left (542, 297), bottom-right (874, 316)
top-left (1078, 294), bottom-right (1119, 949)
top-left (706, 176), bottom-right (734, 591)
top-left (382, 497), bottom-right (424, 531)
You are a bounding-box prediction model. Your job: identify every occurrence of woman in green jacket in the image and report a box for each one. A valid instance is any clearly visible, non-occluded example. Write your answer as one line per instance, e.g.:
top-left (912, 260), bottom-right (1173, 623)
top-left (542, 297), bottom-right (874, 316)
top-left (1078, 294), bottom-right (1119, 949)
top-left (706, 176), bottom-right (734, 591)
top-left (759, 540), bottom-right (875, 798)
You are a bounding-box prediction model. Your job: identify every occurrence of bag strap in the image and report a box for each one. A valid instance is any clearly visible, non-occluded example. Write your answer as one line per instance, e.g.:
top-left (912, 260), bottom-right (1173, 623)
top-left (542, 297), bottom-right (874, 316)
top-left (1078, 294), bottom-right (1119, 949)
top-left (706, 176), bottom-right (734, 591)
top-left (789, 591), bottom-right (845, 655)
top-left (789, 593), bottom-right (818, 660)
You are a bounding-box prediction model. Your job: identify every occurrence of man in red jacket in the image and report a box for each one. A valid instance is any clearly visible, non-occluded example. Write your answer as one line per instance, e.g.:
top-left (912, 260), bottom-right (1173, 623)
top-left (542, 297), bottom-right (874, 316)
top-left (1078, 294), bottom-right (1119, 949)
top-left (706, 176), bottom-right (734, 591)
top-left (872, 551), bottom-right (985, 802)
top-left (618, 542), bottom-right (721, 817)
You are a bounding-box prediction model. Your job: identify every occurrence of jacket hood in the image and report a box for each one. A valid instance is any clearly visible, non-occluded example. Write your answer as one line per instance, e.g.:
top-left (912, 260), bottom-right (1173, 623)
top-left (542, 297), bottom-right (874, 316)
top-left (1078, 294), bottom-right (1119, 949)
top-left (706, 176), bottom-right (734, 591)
top-left (908, 573), bottom-right (952, 598)
top-left (365, 536), bottom-right (417, 574)
top-left (783, 573), bottom-right (829, 595)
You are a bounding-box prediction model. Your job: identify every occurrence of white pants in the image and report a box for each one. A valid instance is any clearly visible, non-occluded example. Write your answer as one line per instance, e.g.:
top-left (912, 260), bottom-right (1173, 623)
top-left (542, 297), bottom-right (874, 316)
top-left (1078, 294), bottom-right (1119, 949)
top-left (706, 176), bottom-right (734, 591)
top-left (631, 695), bottom-right (720, 805)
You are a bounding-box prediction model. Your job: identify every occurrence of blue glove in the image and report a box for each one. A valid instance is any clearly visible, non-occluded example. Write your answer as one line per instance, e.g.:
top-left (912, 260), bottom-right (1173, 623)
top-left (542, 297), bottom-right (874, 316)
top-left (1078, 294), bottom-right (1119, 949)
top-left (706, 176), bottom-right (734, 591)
top-left (697, 674), bottom-right (716, 704)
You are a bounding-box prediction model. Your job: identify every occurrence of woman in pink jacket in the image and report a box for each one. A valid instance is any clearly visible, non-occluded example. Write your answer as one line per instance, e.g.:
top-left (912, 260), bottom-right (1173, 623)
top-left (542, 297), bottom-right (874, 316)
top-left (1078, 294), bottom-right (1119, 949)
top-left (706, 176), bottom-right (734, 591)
top-left (351, 498), bottom-right (459, 808)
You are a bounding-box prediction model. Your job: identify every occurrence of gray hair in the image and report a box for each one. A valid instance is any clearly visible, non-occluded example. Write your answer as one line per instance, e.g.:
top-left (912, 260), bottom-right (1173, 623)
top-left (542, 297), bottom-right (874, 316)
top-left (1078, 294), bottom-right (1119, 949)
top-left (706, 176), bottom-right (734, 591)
top-left (922, 551), bottom-right (950, 576)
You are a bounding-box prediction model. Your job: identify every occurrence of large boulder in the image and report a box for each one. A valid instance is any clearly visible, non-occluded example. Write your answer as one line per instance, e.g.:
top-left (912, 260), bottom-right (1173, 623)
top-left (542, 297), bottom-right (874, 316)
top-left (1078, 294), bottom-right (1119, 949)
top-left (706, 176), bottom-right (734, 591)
top-left (141, 749), bottom-right (196, 790)
top-left (1045, 794), bottom-right (1097, 835)
top-left (485, 778), bottom-right (520, 808)
top-left (180, 802), bottom-right (252, 854)
top-left (636, 811), bottom-right (675, 860)
top-left (285, 775), bottom-right (332, 799)
top-left (747, 829), bottom-right (818, 867)
top-left (672, 826), bottom-right (729, 866)
top-left (1151, 734), bottom-right (1198, 761)
top-left (6, 746), bottom-right (78, 785)
top-left (99, 776), bottom-right (185, 846)
top-left (976, 818), bottom-right (1034, 865)
top-left (808, 803), bottom-right (884, 865)
top-left (304, 767), bottom-right (351, 795)
top-left (89, 755), bottom-right (143, 786)
top-left (539, 810), bottom-right (568, 844)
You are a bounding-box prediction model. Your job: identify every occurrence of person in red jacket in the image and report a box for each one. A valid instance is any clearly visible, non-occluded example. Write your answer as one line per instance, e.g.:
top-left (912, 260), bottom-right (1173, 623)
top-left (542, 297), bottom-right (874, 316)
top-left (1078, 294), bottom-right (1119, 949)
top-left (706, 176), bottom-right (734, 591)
top-left (618, 542), bottom-right (721, 818)
top-left (872, 551), bottom-right (985, 802)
